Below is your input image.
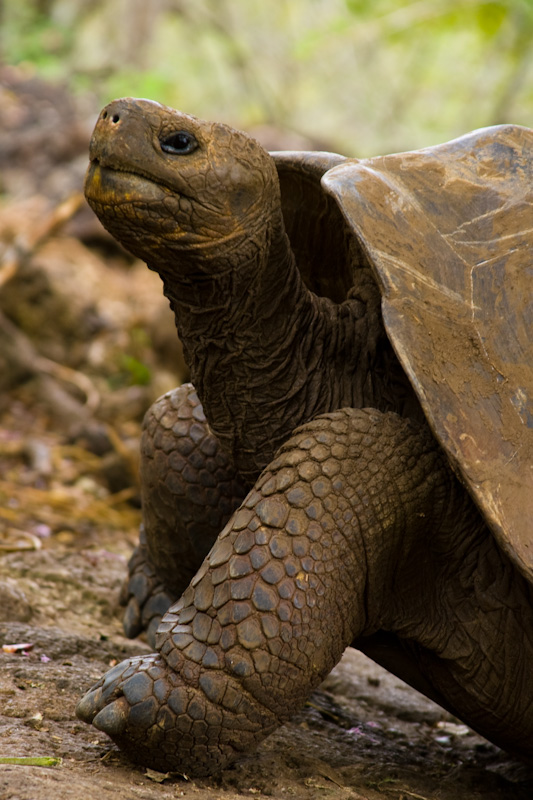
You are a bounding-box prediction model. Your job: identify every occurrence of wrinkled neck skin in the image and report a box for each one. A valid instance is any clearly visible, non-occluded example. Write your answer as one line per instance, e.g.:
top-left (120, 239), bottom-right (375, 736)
top-left (154, 206), bottom-right (397, 484)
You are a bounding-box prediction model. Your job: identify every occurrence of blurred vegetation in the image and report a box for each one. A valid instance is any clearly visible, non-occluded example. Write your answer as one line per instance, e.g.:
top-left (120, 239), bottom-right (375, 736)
top-left (2, 0), bottom-right (533, 155)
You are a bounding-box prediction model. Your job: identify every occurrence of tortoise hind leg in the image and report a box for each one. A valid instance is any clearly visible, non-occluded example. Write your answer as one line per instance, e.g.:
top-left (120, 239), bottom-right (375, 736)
top-left (121, 383), bottom-right (248, 645)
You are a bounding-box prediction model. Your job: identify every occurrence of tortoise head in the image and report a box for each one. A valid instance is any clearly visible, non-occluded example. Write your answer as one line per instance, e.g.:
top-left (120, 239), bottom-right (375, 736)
top-left (85, 98), bottom-right (280, 276)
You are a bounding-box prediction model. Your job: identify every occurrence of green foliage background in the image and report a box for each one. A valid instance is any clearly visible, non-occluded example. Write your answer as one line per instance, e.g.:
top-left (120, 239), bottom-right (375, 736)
top-left (2, 0), bottom-right (533, 155)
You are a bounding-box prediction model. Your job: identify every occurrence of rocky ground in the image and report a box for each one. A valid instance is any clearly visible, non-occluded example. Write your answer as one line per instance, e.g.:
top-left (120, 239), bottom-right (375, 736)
top-left (1, 66), bottom-right (532, 800)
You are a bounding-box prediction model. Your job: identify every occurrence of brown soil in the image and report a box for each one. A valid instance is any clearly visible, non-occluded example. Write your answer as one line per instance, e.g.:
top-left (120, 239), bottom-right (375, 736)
top-left (1, 536), bottom-right (532, 800)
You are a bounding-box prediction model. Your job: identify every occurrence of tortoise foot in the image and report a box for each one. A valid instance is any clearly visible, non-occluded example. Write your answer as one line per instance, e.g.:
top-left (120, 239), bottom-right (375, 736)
top-left (76, 652), bottom-right (270, 776)
top-left (120, 536), bottom-right (176, 646)
top-left (77, 654), bottom-right (163, 735)
top-left (76, 654), bottom-right (177, 770)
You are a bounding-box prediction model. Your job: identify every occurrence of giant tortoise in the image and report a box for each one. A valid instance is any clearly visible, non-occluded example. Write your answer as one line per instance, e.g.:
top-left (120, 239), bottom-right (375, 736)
top-left (76, 98), bottom-right (533, 776)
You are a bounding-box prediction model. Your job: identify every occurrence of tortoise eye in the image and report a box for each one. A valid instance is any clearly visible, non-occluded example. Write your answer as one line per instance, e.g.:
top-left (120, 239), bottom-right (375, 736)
top-left (160, 131), bottom-right (198, 155)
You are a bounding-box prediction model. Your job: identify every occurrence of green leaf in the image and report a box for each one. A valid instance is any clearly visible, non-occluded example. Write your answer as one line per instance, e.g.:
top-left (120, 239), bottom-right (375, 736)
top-left (0, 756), bottom-right (62, 767)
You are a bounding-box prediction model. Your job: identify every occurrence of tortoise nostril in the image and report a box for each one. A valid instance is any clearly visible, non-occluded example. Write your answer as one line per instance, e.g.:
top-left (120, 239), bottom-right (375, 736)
top-left (102, 109), bottom-right (120, 123)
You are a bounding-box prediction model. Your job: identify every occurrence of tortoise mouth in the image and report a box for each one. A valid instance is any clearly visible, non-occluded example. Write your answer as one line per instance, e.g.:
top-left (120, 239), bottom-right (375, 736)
top-left (85, 161), bottom-right (170, 206)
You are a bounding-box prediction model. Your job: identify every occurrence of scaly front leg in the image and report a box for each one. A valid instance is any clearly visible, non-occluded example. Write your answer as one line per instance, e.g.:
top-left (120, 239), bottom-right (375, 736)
top-left (77, 408), bottom-right (453, 775)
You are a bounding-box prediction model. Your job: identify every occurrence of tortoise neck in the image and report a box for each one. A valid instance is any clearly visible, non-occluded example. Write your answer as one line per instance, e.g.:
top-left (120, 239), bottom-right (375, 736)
top-left (160, 209), bottom-right (412, 483)
top-left (166, 210), bottom-right (304, 339)
top-left (160, 208), bottom-right (316, 466)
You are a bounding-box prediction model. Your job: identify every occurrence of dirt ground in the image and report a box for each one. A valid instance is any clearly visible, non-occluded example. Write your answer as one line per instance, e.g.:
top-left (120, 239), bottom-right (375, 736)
top-left (1, 66), bottom-right (533, 800)
top-left (1, 534), bottom-right (533, 800)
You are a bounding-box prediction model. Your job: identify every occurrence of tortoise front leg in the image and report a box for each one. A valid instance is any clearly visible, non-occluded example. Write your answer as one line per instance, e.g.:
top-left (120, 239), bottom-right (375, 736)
top-left (121, 383), bottom-right (248, 644)
top-left (77, 408), bottom-right (454, 775)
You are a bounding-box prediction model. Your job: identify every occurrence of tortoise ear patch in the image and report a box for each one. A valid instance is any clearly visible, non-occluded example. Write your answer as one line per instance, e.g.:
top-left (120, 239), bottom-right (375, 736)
top-left (226, 185), bottom-right (256, 217)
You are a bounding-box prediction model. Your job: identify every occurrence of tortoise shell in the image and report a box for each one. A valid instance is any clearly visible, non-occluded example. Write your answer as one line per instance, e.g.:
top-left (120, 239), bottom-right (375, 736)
top-left (275, 125), bottom-right (533, 580)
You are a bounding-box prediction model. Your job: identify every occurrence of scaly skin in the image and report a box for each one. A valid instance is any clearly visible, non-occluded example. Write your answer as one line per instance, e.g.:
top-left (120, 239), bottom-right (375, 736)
top-left (78, 408), bottom-right (533, 773)
top-left (77, 409), bottom-right (447, 772)
top-left (121, 384), bottom-right (247, 645)
top-left (78, 98), bottom-right (533, 774)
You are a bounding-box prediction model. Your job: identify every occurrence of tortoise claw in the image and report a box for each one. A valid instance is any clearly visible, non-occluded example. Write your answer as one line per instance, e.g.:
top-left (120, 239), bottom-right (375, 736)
top-left (76, 685), bottom-right (104, 724)
top-left (92, 696), bottom-right (130, 736)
